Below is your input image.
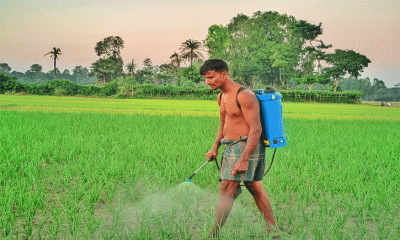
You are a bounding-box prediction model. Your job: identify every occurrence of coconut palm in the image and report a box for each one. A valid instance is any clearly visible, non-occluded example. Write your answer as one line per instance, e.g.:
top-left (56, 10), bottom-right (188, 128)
top-left (179, 39), bottom-right (205, 69)
top-left (44, 47), bottom-right (62, 79)
top-left (126, 59), bottom-right (136, 76)
top-left (169, 52), bottom-right (181, 73)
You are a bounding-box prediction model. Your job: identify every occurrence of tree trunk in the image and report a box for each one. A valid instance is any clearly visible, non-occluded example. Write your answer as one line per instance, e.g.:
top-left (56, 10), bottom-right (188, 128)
top-left (54, 58), bottom-right (57, 79)
top-left (317, 60), bottom-right (321, 76)
top-left (334, 78), bottom-right (338, 93)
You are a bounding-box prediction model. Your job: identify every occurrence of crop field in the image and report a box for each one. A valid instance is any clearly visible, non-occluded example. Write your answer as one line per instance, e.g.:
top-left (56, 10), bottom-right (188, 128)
top-left (1, 95), bottom-right (399, 239)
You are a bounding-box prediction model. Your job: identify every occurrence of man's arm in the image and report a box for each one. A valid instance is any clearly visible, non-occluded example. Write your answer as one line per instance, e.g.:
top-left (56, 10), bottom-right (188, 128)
top-left (206, 93), bottom-right (225, 160)
top-left (232, 90), bottom-right (262, 174)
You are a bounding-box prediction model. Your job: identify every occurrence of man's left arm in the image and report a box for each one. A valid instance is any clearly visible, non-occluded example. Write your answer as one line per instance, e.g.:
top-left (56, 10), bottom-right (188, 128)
top-left (231, 90), bottom-right (262, 175)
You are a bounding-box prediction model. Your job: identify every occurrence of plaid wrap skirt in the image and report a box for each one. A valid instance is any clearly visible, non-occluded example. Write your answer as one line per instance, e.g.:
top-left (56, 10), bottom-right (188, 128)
top-left (220, 136), bottom-right (266, 182)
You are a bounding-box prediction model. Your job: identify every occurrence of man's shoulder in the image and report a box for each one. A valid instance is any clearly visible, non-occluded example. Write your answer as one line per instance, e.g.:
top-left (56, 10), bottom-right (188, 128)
top-left (237, 88), bottom-right (258, 108)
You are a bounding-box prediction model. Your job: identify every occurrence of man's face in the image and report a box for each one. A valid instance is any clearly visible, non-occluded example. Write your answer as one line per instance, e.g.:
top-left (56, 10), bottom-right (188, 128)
top-left (203, 70), bottom-right (227, 90)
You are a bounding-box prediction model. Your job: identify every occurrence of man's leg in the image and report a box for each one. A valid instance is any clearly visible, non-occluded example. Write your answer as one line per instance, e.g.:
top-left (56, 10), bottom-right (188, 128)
top-left (243, 181), bottom-right (276, 233)
top-left (209, 180), bottom-right (241, 239)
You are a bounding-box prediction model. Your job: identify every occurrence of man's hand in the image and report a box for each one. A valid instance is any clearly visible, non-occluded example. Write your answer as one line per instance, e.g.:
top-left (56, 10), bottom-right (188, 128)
top-left (231, 160), bottom-right (249, 175)
top-left (206, 149), bottom-right (218, 161)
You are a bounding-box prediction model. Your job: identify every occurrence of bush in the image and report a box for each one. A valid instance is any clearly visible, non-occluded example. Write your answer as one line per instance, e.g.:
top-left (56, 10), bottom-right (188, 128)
top-left (54, 88), bottom-right (68, 96)
top-left (100, 81), bottom-right (118, 97)
top-left (0, 73), bottom-right (24, 94)
top-left (115, 93), bottom-right (126, 99)
top-left (45, 79), bottom-right (79, 95)
top-left (23, 82), bottom-right (52, 95)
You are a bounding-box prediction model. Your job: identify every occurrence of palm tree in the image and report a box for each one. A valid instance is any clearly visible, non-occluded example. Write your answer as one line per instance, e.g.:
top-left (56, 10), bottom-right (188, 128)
top-left (44, 47), bottom-right (62, 79)
top-left (179, 39), bottom-right (205, 69)
top-left (169, 52), bottom-right (181, 73)
top-left (126, 59), bottom-right (136, 76)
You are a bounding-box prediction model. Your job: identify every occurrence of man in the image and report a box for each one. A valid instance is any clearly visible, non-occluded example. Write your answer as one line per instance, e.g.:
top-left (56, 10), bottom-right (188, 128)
top-left (200, 59), bottom-right (276, 238)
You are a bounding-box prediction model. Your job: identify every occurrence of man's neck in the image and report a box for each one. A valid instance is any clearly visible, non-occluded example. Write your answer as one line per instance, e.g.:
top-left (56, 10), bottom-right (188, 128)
top-left (220, 78), bottom-right (239, 93)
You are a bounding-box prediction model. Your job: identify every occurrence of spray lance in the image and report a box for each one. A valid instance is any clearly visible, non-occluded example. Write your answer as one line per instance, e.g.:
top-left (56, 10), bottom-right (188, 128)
top-left (185, 158), bottom-right (220, 182)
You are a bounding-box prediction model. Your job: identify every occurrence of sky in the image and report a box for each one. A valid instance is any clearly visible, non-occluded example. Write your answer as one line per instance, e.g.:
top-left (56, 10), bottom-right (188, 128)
top-left (1, 0), bottom-right (399, 87)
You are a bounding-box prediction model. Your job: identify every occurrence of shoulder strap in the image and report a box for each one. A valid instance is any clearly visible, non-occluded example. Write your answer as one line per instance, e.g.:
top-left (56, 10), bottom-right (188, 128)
top-left (219, 87), bottom-right (246, 109)
top-left (236, 87), bottom-right (246, 110)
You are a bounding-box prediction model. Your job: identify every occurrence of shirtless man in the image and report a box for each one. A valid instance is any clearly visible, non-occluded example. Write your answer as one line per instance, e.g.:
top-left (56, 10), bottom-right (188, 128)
top-left (200, 59), bottom-right (276, 238)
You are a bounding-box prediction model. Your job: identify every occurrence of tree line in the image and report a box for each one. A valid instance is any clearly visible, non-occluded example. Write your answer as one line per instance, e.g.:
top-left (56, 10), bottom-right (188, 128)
top-left (1, 10), bottom-right (399, 101)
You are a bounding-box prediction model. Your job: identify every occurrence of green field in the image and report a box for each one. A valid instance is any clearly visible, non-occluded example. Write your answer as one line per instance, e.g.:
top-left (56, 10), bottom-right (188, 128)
top-left (1, 95), bottom-right (399, 239)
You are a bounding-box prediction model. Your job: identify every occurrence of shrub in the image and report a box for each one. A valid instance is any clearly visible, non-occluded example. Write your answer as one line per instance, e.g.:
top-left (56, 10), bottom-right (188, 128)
top-left (54, 88), bottom-right (67, 96)
top-left (0, 73), bottom-right (23, 94)
top-left (45, 79), bottom-right (79, 95)
top-left (100, 81), bottom-right (118, 97)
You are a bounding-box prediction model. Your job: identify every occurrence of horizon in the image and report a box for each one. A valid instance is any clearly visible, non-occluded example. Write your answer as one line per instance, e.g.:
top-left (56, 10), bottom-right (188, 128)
top-left (1, 0), bottom-right (399, 87)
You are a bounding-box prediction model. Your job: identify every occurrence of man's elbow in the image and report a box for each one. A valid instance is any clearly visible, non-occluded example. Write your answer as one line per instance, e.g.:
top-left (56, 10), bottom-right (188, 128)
top-left (250, 126), bottom-right (262, 137)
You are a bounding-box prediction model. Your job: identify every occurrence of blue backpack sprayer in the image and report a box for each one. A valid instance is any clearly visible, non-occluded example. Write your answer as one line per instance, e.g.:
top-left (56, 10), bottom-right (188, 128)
top-left (185, 86), bottom-right (287, 182)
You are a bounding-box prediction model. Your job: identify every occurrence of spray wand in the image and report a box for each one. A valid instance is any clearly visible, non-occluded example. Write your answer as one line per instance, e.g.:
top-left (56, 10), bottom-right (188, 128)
top-left (185, 158), bottom-right (217, 182)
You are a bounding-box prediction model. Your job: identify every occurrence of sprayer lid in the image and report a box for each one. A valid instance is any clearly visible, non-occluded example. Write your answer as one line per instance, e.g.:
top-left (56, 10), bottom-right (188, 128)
top-left (264, 86), bottom-right (276, 93)
top-left (256, 92), bottom-right (282, 101)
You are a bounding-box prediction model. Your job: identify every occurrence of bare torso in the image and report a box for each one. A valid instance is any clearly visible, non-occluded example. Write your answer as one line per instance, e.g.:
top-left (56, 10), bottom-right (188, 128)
top-left (219, 85), bottom-right (251, 140)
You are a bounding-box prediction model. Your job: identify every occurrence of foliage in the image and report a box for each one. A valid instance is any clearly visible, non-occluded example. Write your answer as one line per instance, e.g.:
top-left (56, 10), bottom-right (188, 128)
top-left (99, 80), bottom-right (118, 97)
top-left (90, 58), bottom-right (123, 84)
top-left (179, 67), bottom-right (203, 84)
top-left (203, 24), bottom-right (230, 60)
top-left (117, 76), bottom-right (137, 94)
top-left (325, 49), bottom-right (371, 92)
top-left (0, 63), bottom-right (12, 74)
top-left (169, 52), bottom-right (182, 73)
top-left (91, 36), bottom-right (125, 84)
top-left (44, 47), bottom-right (62, 79)
top-left (291, 74), bottom-right (330, 90)
top-left (179, 39), bottom-right (205, 68)
top-left (280, 89), bottom-right (363, 103)
top-left (126, 59), bottom-right (136, 76)
top-left (94, 36), bottom-right (124, 58)
top-left (206, 11), bottom-right (327, 88)
top-left (0, 73), bottom-right (24, 93)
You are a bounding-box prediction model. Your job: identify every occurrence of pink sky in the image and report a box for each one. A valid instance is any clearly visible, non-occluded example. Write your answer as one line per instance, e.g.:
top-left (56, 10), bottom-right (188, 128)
top-left (1, 0), bottom-right (399, 87)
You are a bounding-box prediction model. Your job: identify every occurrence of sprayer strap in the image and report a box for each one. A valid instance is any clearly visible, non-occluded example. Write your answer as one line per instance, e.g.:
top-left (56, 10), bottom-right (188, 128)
top-left (219, 87), bottom-right (246, 110)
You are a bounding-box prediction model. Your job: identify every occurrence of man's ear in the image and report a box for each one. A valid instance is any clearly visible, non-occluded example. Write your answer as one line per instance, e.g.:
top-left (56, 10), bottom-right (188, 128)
top-left (221, 71), bottom-right (228, 80)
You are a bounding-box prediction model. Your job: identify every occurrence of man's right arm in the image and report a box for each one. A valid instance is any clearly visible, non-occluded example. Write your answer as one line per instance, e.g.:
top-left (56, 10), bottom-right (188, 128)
top-left (206, 93), bottom-right (224, 160)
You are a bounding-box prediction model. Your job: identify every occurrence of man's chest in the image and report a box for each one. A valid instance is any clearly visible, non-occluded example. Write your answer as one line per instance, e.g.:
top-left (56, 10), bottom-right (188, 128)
top-left (220, 95), bottom-right (242, 117)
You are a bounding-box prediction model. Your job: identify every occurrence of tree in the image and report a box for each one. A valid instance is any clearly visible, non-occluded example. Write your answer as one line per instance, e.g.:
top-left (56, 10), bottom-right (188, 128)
top-left (126, 59), bottom-right (136, 76)
top-left (117, 75), bottom-right (137, 94)
top-left (325, 49), bottom-right (371, 92)
top-left (72, 66), bottom-right (91, 84)
top-left (93, 36), bottom-right (125, 82)
top-left (292, 73), bottom-right (329, 90)
top-left (0, 63), bottom-right (12, 74)
top-left (204, 24), bottom-right (230, 60)
top-left (143, 58), bottom-right (153, 69)
top-left (225, 11), bottom-right (311, 88)
top-left (169, 52), bottom-right (182, 73)
top-left (29, 64), bottom-right (43, 73)
top-left (44, 47), bottom-right (62, 79)
top-left (94, 36), bottom-right (124, 58)
top-left (314, 41), bottom-right (332, 75)
top-left (90, 58), bottom-right (120, 85)
top-left (179, 39), bottom-right (205, 69)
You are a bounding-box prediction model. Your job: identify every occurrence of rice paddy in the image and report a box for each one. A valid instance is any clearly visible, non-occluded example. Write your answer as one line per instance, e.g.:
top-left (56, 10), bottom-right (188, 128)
top-left (1, 94), bottom-right (399, 239)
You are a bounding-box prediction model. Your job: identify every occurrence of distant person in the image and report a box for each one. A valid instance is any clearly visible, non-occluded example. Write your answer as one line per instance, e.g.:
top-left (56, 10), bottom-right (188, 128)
top-left (387, 102), bottom-right (391, 107)
top-left (381, 102), bottom-right (386, 107)
top-left (200, 59), bottom-right (276, 238)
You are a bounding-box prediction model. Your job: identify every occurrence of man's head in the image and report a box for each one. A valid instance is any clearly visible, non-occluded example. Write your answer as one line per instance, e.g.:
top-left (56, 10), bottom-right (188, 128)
top-left (200, 59), bottom-right (229, 90)
top-left (199, 59), bottom-right (229, 75)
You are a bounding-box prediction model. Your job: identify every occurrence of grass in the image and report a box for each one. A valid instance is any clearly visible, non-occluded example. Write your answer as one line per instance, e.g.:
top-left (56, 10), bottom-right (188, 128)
top-left (0, 94), bottom-right (399, 239)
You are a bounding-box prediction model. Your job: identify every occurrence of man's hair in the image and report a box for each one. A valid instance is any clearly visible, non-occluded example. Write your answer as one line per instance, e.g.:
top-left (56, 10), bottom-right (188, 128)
top-left (199, 59), bottom-right (229, 75)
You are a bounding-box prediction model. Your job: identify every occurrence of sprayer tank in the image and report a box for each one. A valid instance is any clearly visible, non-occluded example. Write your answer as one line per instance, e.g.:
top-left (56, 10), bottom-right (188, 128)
top-left (255, 91), bottom-right (287, 149)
